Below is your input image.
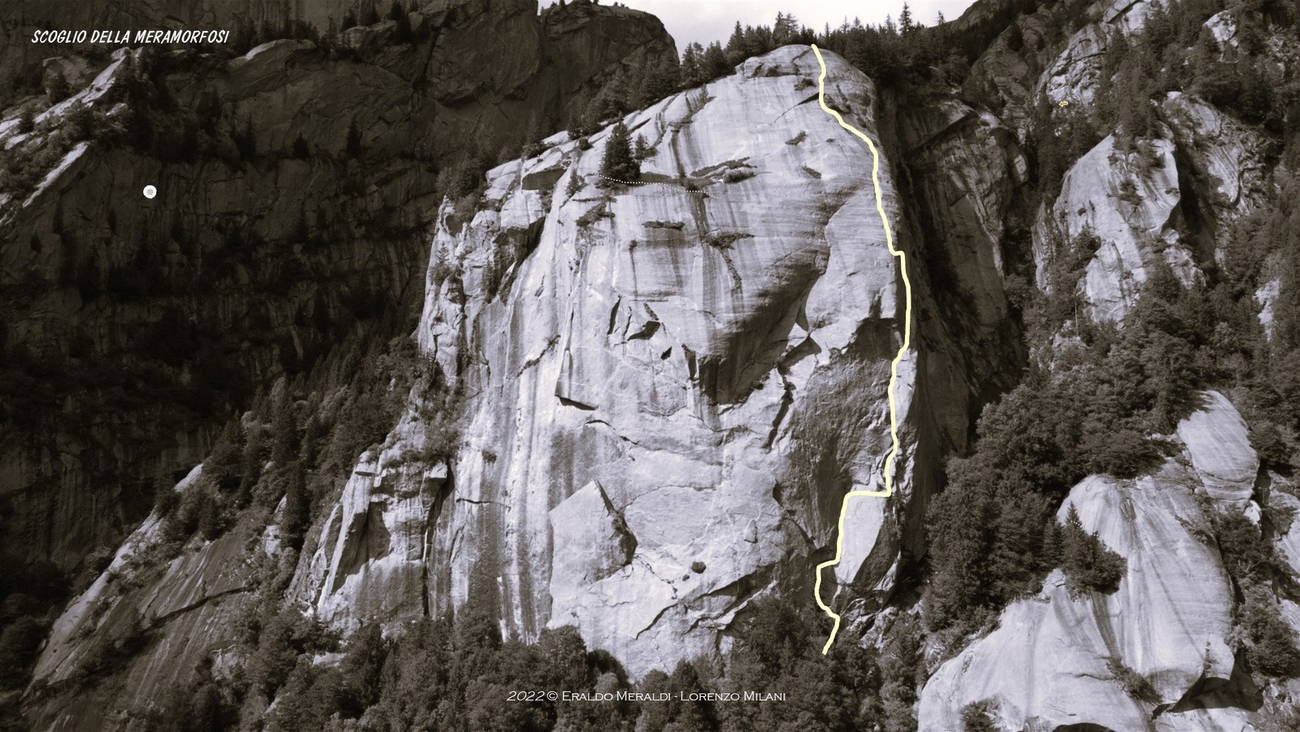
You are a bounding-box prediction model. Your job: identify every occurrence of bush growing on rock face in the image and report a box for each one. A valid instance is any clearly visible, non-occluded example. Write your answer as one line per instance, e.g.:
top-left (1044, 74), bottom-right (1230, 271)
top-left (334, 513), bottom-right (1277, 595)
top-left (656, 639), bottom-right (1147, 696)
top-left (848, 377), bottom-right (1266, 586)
top-left (17, 107), bottom-right (34, 134)
top-left (1105, 657), bottom-right (1158, 702)
top-left (960, 701), bottom-right (998, 732)
top-left (565, 170), bottom-right (584, 198)
top-left (1249, 422), bottom-right (1292, 468)
top-left (1240, 588), bottom-right (1300, 678)
top-left (1060, 505), bottom-right (1126, 597)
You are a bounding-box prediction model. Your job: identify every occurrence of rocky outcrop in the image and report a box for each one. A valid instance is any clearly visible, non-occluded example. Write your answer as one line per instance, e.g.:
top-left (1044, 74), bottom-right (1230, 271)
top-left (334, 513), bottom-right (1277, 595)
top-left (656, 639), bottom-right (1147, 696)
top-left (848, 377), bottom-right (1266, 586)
top-left (1039, 0), bottom-right (1161, 105)
top-left (896, 98), bottom-right (1025, 331)
top-left (298, 44), bottom-right (1018, 677)
top-left (1161, 91), bottom-right (1271, 233)
top-left (1039, 129), bottom-right (1199, 321)
top-left (28, 465), bottom-right (260, 732)
top-left (1176, 390), bottom-right (1259, 511)
top-left (919, 391), bottom-right (1265, 730)
top-left (306, 416), bottom-right (450, 632)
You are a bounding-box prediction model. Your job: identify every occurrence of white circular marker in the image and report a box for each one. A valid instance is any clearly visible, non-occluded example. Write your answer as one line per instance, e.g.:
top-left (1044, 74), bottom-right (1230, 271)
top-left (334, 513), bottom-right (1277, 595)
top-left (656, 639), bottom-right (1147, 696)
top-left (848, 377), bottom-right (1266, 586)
top-left (143, 185), bottom-right (157, 199)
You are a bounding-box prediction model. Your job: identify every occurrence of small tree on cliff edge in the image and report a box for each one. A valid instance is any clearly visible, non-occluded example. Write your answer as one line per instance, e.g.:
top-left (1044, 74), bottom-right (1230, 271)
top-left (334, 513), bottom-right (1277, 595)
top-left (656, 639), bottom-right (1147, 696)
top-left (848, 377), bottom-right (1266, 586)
top-left (598, 121), bottom-right (638, 187)
top-left (1060, 504), bottom-right (1126, 597)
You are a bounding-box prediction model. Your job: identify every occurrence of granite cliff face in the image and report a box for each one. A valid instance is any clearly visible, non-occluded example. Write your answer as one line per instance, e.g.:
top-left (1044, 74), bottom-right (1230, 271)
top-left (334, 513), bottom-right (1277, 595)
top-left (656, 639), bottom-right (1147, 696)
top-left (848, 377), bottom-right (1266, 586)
top-left (303, 44), bottom-right (1017, 677)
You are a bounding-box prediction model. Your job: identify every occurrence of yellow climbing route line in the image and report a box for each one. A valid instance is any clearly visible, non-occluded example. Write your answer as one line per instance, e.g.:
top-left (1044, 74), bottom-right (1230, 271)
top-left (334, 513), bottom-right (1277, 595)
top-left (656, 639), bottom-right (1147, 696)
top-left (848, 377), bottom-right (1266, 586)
top-left (809, 44), bottom-right (913, 655)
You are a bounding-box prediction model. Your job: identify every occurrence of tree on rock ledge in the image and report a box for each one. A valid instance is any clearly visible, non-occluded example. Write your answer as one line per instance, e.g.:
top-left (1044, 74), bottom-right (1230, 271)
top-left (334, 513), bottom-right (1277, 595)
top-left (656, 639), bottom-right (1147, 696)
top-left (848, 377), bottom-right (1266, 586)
top-left (1060, 505), bottom-right (1126, 597)
top-left (598, 121), bottom-right (639, 187)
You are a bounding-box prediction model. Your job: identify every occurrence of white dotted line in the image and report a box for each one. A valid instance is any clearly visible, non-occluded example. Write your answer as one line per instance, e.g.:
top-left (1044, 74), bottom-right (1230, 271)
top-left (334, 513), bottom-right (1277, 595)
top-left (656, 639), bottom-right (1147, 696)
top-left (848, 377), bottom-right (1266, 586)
top-left (597, 174), bottom-right (705, 195)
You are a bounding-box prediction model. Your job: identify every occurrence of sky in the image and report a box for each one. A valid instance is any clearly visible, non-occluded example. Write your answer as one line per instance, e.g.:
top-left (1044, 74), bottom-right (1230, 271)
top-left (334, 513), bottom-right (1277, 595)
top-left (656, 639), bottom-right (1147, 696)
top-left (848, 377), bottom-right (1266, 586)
top-left (542, 0), bottom-right (981, 51)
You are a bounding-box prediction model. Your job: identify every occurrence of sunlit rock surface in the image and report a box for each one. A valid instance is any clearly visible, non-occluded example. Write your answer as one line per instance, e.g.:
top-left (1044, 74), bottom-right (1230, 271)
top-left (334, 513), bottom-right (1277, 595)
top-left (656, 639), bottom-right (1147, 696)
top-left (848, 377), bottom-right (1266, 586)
top-left (1176, 390), bottom-right (1259, 511)
top-left (310, 44), bottom-right (1013, 677)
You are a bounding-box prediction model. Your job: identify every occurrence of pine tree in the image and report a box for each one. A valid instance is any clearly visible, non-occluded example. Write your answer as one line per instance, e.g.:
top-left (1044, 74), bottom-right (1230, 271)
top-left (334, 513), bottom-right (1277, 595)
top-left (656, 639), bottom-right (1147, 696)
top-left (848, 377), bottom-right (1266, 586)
top-left (702, 41), bottom-right (730, 80)
top-left (340, 623), bottom-right (388, 713)
top-left (637, 55), bottom-right (679, 107)
top-left (361, 1), bottom-right (380, 25)
top-left (207, 419), bottom-right (245, 493)
top-left (598, 121), bottom-right (638, 186)
top-left (633, 134), bottom-right (651, 161)
top-left (774, 12), bottom-right (797, 45)
top-left (197, 491), bottom-right (222, 541)
top-left (46, 69), bottom-right (71, 102)
top-left (900, 3), bottom-right (915, 36)
top-left (270, 398), bottom-right (299, 466)
top-left (299, 413), bottom-right (326, 469)
top-left (565, 170), bottom-right (583, 198)
top-left (724, 21), bottom-right (747, 64)
top-left (681, 42), bottom-right (704, 87)
top-left (1060, 505), bottom-right (1126, 597)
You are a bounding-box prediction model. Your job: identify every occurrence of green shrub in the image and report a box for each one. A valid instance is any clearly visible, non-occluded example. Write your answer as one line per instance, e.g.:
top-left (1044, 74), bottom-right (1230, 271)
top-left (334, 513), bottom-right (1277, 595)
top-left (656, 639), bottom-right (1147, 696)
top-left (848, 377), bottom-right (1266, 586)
top-left (879, 613), bottom-right (923, 732)
top-left (723, 167), bottom-right (756, 183)
top-left (1240, 588), bottom-right (1300, 678)
top-left (280, 468), bottom-right (311, 551)
top-left (633, 133), bottom-right (652, 161)
top-left (17, 107), bottom-right (34, 134)
top-left (1250, 422), bottom-right (1291, 468)
top-left (1106, 656), bottom-right (1158, 702)
top-left (1117, 178), bottom-right (1142, 205)
top-left (1215, 510), bottom-right (1280, 583)
top-left (247, 609), bottom-right (339, 699)
top-left (961, 701), bottom-right (998, 732)
top-left (1061, 505), bottom-right (1126, 597)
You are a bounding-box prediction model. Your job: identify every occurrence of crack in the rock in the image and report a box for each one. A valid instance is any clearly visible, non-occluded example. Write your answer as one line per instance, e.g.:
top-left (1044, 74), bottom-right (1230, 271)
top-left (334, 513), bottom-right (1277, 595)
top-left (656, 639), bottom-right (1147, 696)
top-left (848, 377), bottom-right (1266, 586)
top-left (147, 584), bottom-right (254, 628)
top-left (455, 497), bottom-right (509, 509)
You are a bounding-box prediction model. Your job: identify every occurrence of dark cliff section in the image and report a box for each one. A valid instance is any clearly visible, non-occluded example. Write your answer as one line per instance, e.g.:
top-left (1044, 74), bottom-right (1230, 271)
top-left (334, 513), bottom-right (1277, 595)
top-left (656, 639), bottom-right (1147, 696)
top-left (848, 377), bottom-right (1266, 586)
top-left (3, 0), bottom-right (377, 85)
top-left (0, 0), bottom-right (674, 572)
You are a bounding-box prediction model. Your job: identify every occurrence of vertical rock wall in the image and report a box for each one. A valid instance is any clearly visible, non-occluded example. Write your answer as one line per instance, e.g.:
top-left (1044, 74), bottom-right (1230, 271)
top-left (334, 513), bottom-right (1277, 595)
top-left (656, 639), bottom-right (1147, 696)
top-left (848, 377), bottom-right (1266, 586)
top-left (303, 45), bottom-right (1020, 677)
